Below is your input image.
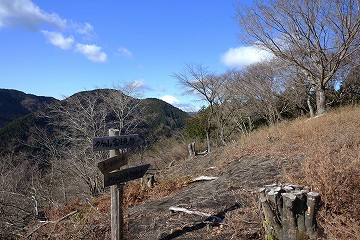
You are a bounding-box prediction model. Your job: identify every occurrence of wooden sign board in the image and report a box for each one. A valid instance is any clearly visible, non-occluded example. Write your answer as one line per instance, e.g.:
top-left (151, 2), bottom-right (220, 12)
top-left (93, 134), bottom-right (139, 151)
top-left (104, 164), bottom-right (150, 187)
top-left (97, 154), bottom-right (128, 174)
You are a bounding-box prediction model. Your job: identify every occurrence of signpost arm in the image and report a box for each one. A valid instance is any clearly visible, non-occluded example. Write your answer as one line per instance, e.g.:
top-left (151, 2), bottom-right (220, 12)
top-left (109, 129), bottom-right (124, 240)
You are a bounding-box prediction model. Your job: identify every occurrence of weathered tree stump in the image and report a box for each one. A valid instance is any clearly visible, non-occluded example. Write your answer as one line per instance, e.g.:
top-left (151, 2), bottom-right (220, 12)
top-left (258, 184), bottom-right (320, 240)
top-left (188, 142), bottom-right (196, 158)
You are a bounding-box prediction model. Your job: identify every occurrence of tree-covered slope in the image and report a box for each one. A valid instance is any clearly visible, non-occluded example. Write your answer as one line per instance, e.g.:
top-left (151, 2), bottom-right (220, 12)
top-left (0, 89), bottom-right (57, 128)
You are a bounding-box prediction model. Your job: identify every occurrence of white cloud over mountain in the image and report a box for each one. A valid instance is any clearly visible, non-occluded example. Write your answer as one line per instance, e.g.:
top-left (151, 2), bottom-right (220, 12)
top-left (160, 95), bottom-right (180, 104)
top-left (160, 95), bottom-right (200, 112)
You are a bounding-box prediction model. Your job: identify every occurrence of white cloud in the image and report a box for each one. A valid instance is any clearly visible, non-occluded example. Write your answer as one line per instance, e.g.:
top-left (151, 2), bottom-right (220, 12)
top-left (117, 47), bottom-right (133, 58)
top-left (159, 96), bottom-right (200, 112)
top-left (0, 0), bottom-right (108, 63)
top-left (176, 103), bottom-right (200, 113)
top-left (0, 0), bottom-right (66, 30)
top-left (131, 79), bottom-right (148, 89)
top-left (41, 30), bottom-right (74, 50)
top-left (72, 22), bottom-right (94, 36)
top-left (221, 45), bottom-right (273, 67)
top-left (75, 43), bottom-right (107, 63)
top-left (160, 95), bottom-right (180, 104)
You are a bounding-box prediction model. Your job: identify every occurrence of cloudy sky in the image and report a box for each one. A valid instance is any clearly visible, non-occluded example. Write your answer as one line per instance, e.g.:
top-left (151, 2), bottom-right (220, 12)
top-left (0, 0), bottom-right (270, 112)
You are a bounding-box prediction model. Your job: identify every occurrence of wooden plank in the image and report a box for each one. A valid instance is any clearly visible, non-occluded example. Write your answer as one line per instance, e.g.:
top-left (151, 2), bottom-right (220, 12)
top-left (92, 134), bottom-right (139, 151)
top-left (97, 154), bottom-right (128, 174)
top-left (104, 164), bottom-right (150, 187)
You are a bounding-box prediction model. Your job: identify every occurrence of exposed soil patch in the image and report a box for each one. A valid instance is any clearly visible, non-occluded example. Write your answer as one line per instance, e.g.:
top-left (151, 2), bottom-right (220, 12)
top-left (126, 155), bottom-right (284, 239)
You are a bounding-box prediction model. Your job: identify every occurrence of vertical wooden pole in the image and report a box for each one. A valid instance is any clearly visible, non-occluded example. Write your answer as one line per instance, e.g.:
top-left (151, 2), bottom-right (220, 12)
top-left (293, 191), bottom-right (307, 239)
top-left (109, 129), bottom-right (124, 240)
top-left (305, 192), bottom-right (320, 239)
top-left (282, 193), bottom-right (297, 240)
top-left (258, 188), bottom-right (281, 240)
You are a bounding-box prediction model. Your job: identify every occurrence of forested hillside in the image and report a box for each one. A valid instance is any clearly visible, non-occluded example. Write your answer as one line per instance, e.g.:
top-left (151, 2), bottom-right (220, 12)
top-left (0, 88), bottom-right (190, 238)
top-left (0, 89), bottom-right (57, 128)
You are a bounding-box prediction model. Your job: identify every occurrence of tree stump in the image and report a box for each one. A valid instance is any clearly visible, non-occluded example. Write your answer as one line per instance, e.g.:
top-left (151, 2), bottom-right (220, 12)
top-left (258, 184), bottom-right (320, 240)
top-left (188, 142), bottom-right (196, 158)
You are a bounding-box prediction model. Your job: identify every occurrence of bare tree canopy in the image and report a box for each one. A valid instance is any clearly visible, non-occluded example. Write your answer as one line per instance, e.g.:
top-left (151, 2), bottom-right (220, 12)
top-left (173, 63), bottom-right (231, 151)
top-left (236, 0), bottom-right (360, 115)
top-left (229, 61), bottom-right (286, 124)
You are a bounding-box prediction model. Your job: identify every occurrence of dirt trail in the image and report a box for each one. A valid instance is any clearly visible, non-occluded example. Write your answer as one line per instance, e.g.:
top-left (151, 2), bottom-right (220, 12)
top-left (126, 155), bottom-right (284, 239)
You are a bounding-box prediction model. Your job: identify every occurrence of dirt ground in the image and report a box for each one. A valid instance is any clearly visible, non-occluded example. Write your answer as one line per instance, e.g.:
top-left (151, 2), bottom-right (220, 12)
top-left (126, 154), bottom-right (286, 239)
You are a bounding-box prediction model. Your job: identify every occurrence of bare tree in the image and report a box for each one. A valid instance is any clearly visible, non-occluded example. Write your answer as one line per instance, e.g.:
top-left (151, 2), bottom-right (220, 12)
top-left (29, 125), bottom-right (70, 205)
top-left (103, 81), bottom-right (145, 135)
top-left (45, 90), bottom-right (109, 197)
top-left (40, 84), bottom-right (146, 197)
top-left (173, 63), bottom-right (229, 152)
top-left (237, 0), bottom-right (360, 115)
top-left (276, 62), bottom-right (316, 117)
top-left (229, 61), bottom-right (286, 125)
top-left (340, 64), bottom-right (360, 105)
top-left (0, 141), bottom-right (36, 236)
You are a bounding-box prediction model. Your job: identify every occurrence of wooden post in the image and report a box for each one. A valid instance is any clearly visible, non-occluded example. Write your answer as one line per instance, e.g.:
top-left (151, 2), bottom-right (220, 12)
top-left (188, 142), bottom-right (195, 158)
top-left (258, 188), bottom-right (281, 240)
top-left (305, 192), bottom-right (320, 239)
top-left (94, 131), bottom-right (148, 239)
top-left (258, 184), bottom-right (320, 240)
top-left (281, 193), bottom-right (297, 240)
top-left (293, 190), bottom-right (307, 239)
top-left (109, 129), bottom-right (124, 240)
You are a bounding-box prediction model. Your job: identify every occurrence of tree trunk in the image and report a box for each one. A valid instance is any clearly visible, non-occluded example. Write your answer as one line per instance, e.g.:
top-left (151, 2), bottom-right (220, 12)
top-left (205, 129), bottom-right (211, 153)
top-left (316, 87), bottom-right (326, 115)
top-left (307, 95), bottom-right (315, 118)
top-left (248, 116), bottom-right (253, 132)
top-left (61, 174), bottom-right (67, 205)
top-left (206, 110), bottom-right (212, 153)
top-left (218, 123), bottom-right (226, 146)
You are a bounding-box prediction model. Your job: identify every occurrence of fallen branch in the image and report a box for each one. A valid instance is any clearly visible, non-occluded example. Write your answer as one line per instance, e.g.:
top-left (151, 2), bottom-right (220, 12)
top-left (196, 150), bottom-right (209, 156)
top-left (189, 176), bottom-right (218, 183)
top-left (204, 167), bottom-right (217, 172)
top-left (87, 200), bottom-right (102, 216)
top-left (169, 206), bottom-right (211, 217)
top-left (26, 210), bottom-right (78, 238)
top-left (169, 206), bottom-right (222, 223)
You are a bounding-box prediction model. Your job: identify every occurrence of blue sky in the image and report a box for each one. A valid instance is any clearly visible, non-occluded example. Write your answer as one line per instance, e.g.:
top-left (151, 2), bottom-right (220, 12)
top-left (0, 0), bottom-right (271, 112)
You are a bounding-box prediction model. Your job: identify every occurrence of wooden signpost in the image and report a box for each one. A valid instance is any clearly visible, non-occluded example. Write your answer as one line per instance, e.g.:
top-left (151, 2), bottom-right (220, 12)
top-left (97, 154), bottom-right (128, 174)
top-left (93, 134), bottom-right (139, 151)
top-left (93, 129), bottom-right (149, 240)
top-left (104, 164), bottom-right (150, 187)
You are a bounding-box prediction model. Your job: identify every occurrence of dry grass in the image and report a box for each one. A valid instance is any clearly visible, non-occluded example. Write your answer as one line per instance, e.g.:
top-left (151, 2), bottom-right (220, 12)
top-left (24, 175), bottom-right (191, 238)
top-left (23, 106), bottom-right (360, 239)
top-left (229, 106), bottom-right (360, 239)
top-left (124, 176), bottom-right (191, 207)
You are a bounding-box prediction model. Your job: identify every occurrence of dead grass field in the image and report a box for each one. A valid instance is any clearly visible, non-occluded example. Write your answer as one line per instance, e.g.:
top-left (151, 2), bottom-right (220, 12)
top-left (23, 106), bottom-right (360, 239)
top-left (230, 106), bottom-right (360, 239)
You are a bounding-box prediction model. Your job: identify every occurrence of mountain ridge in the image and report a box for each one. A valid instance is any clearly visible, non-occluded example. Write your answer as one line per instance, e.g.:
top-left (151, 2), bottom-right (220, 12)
top-left (0, 88), bottom-right (189, 155)
top-left (0, 88), bottom-right (58, 128)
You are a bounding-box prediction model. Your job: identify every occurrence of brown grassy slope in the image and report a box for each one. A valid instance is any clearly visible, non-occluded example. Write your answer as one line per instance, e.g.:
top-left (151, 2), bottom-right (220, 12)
top-left (227, 106), bottom-right (360, 239)
top-left (23, 106), bottom-right (359, 239)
